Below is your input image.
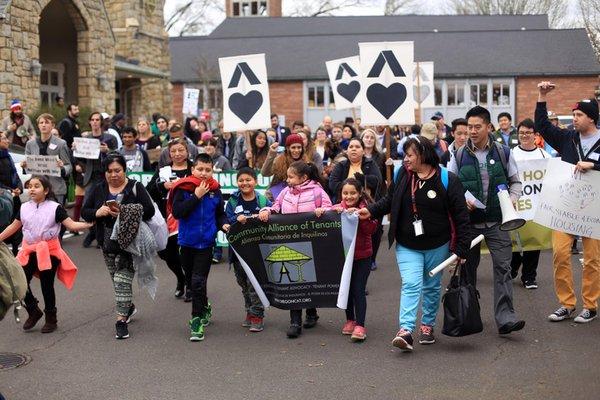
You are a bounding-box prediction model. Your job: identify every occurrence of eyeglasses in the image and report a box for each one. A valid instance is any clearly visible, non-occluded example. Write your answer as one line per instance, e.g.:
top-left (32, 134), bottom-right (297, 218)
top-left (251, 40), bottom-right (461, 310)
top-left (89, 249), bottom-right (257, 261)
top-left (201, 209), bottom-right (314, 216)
top-left (518, 131), bottom-right (535, 136)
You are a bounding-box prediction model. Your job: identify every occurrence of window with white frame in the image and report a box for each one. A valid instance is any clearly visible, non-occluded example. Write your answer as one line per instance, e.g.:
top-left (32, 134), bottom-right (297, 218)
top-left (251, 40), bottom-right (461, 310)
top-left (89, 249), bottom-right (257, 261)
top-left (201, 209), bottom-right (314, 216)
top-left (232, 1), bottom-right (268, 17)
top-left (447, 82), bottom-right (465, 106)
top-left (307, 84), bottom-right (326, 108)
top-left (40, 64), bottom-right (64, 107)
top-left (469, 82), bottom-right (488, 106)
top-left (492, 82), bottom-right (511, 106)
top-left (196, 86), bottom-right (222, 111)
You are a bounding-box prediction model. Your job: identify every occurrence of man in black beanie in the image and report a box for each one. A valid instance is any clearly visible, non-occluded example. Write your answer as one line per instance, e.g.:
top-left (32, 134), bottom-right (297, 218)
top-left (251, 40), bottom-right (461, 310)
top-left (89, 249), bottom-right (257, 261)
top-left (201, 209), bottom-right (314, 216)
top-left (535, 81), bottom-right (600, 325)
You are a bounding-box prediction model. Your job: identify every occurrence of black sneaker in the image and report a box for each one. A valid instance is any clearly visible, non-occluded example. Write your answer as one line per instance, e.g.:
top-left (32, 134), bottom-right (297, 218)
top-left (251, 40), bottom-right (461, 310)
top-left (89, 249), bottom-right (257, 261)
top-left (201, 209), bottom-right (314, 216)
top-left (392, 328), bottom-right (413, 351)
top-left (523, 280), bottom-right (538, 290)
top-left (125, 304), bottom-right (137, 324)
top-left (174, 283), bottom-right (185, 298)
top-left (498, 320), bottom-right (525, 334)
top-left (418, 325), bottom-right (435, 345)
top-left (115, 320), bottom-right (129, 339)
top-left (184, 289), bottom-right (192, 303)
top-left (548, 306), bottom-right (575, 322)
top-left (286, 324), bottom-right (302, 338)
top-left (574, 309), bottom-right (597, 323)
top-left (303, 314), bottom-right (319, 329)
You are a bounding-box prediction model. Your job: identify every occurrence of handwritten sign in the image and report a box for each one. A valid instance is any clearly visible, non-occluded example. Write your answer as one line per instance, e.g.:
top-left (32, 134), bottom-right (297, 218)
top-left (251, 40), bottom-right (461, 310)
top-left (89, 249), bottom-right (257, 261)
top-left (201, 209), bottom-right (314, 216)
top-left (534, 158), bottom-right (600, 239)
top-left (73, 137), bottom-right (100, 159)
top-left (182, 88), bottom-right (200, 116)
top-left (26, 155), bottom-right (61, 177)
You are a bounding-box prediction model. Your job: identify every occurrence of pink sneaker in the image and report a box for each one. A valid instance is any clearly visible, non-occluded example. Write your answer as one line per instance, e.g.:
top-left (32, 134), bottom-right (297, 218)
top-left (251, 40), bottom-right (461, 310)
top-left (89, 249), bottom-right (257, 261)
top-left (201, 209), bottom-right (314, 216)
top-left (341, 320), bottom-right (356, 335)
top-left (351, 325), bottom-right (366, 342)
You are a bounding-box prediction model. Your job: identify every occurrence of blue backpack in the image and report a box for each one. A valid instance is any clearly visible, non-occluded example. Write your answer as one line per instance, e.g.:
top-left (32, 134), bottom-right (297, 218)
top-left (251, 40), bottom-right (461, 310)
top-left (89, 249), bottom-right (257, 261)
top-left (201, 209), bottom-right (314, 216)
top-left (393, 165), bottom-right (449, 190)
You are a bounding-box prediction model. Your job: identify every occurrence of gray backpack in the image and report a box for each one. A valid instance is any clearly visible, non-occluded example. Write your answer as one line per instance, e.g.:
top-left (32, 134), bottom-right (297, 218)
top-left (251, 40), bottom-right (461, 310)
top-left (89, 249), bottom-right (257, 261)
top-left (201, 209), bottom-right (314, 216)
top-left (0, 242), bottom-right (27, 322)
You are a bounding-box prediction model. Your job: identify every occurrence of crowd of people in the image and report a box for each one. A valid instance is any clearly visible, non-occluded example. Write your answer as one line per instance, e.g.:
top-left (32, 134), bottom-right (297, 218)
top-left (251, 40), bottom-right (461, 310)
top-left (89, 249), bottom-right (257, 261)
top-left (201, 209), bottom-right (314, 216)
top-left (1, 81), bottom-right (599, 351)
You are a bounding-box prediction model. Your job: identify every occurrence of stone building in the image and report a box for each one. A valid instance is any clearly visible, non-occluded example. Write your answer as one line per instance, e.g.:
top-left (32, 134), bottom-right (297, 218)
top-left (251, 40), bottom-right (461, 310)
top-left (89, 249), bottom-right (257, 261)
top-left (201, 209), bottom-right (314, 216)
top-left (0, 0), bottom-right (171, 123)
top-left (170, 0), bottom-right (599, 129)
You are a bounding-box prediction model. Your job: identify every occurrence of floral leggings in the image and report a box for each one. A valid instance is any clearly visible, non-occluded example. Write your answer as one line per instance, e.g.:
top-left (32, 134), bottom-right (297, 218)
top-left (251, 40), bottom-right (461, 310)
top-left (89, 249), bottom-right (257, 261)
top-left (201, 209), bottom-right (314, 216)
top-left (103, 251), bottom-right (135, 317)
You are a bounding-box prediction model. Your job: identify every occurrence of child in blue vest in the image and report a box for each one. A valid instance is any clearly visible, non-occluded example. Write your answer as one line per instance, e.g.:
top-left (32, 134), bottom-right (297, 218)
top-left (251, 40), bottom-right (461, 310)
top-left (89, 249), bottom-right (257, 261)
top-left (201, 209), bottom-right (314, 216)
top-left (223, 167), bottom-right (272, 332)
top-left (171, 154), bottom-right (227, 341)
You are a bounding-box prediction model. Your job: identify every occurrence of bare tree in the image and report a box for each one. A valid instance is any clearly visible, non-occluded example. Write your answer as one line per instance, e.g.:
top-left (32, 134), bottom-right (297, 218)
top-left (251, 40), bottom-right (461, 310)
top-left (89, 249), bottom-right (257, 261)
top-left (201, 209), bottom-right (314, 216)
top-left (287, 0), bottom-right (372, 17)
top-left (165, 0), bottom-right (224, 36)
top-left (579, 0), bottom-right (600, 63)
top-left (384, 0), bottom-right (419, 15)
top-left (447, 0), bottom-right (569, 28)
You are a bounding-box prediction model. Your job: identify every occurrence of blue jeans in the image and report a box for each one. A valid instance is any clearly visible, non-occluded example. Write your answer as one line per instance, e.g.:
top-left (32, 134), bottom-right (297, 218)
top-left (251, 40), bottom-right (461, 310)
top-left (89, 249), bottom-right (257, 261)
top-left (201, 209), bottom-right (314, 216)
top-left (395, 242), bottom-right (450, 332)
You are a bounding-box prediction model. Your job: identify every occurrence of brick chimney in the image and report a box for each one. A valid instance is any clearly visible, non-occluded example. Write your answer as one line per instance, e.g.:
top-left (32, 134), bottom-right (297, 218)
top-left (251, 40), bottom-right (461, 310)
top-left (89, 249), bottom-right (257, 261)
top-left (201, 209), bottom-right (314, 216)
top-left (225, 0), bottom-right (282, 17)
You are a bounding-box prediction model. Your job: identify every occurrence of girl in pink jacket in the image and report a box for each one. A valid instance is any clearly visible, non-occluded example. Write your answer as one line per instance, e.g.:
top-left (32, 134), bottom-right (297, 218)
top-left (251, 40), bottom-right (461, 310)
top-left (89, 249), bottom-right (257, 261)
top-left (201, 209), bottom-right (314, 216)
top-left (258, 161), bottom-right (332, 338)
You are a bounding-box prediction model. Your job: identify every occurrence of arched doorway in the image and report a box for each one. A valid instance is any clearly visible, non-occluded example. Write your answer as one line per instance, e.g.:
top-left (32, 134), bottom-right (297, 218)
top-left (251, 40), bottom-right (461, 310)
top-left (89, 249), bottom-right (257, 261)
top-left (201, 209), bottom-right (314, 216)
top-left (38, 0), bottom-right (79, 107)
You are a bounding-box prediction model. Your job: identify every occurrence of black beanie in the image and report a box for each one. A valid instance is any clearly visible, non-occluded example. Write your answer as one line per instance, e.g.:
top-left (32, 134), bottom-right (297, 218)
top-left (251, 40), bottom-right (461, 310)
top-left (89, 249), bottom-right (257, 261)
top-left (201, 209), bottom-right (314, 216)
top-left (572, 99), bottom-right (599, 124)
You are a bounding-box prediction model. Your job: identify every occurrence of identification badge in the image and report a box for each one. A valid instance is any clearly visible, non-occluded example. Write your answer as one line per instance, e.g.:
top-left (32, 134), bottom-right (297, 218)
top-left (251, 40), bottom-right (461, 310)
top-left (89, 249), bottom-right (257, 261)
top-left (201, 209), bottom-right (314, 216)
top-left (413, 219), bottom-right (424, 236)
top-left (234, 205), bottom-right (244, 214)
top-left (589, 152), bottom-right (600, 161)
top-left (48, 143), bottom-right (58, 150)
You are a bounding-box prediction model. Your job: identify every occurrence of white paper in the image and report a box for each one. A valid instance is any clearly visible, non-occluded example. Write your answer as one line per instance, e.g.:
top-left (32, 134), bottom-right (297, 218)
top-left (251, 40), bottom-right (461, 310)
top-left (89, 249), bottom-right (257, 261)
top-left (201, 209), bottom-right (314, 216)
top-left (534, 158), bottom-right (600, 239)
top-left (359, 41), bottom-right (415, 125)
top-left (73, 137), bottom-right (100, 159)
top-left (413, 61), bottom-right (434, 108)
top-left (465, 190), bottom-right (486, 209)
top-left (182, 88), bottom-right (200, 116)
top-left (219, 53), bottom-right (271, 132)
top-left (326, 56), bottom-right (362, 110)
top-left (26, 155), bottom-right (61, 177)
top-left (159, 166), bottom-right (173, 182)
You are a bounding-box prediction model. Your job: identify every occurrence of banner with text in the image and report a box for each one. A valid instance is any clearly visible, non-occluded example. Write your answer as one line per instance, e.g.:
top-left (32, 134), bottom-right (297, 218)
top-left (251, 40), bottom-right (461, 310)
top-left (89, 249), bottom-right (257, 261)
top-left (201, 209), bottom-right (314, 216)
top-left (534, 158), bottom-right (600, 239)
top-left (25, 155), bottom-right (61, 177)
top-left (227, 212), bottom-right (358, 310)
top-left (515, 158), bottom-right (549, 221)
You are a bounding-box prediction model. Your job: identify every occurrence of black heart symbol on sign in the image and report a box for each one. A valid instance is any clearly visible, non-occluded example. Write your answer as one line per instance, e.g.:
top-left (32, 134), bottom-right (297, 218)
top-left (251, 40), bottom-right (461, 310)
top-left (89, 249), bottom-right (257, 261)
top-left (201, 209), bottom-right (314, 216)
top-left (337, 81), bottom-right (361, 103)
top-left (228, 90), bottom-right (263, 124)
top-left (366, 83), bottom-right (407, 119)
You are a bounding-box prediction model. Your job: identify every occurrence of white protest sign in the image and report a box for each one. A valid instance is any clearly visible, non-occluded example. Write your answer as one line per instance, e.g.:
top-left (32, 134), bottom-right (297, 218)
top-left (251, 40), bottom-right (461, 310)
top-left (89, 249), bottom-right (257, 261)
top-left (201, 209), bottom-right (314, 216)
top-left (219, 53), bottom-right (271, 132)
top-left (534, 158), bottom-right (600, 239)
top-left (413, 61), bottom-right (434, 108)
top-left (359, 41), bottom-right (414, 125)
top-left (326, 56), bottom-right (362, 110)
top-left (182, 88), bottom-right (200, 116)
top-left (73, 137), bottom-right (100, 159)
top-left (26, 155), bottom-right (61, 177)
top-left (515, 158), bottom-right (549, 220)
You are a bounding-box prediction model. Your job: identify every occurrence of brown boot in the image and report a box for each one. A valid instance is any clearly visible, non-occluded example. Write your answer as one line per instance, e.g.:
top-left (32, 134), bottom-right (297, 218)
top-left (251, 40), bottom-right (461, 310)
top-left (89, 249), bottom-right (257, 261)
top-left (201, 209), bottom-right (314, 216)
top-left (41, 308), bottom-right (57, 333)
top-left (23, 304), bottom-right (44, 331)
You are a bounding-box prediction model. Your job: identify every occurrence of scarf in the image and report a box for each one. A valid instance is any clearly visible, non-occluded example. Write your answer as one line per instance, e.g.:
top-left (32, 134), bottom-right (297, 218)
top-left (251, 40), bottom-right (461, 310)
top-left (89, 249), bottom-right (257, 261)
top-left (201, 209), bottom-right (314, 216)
top-left (165, 176), bottom-right (220, 218)
top-left (116, 203), bottom-right (143, 250)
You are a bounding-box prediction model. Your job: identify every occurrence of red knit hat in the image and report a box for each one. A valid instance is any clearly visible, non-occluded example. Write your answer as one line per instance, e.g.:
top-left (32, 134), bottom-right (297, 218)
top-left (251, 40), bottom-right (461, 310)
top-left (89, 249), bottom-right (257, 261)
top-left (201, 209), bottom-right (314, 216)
top-left (285, 133), bottom-right (303, 147)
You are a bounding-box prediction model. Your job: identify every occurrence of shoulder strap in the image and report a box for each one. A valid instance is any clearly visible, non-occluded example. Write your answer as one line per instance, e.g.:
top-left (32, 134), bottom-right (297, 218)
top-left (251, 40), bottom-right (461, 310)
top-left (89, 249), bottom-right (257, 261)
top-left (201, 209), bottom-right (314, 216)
top-left (131, 181), bottom-right (137, 197)
top-left (440, 166), bottom-right (448, 190)
top-left (455, 146), bottom-right (465, 169)
top-left (228, 196), bottom-right (238, 209)
top-left (257, 194), bottom-right (268, 208)
top-left (393, 164), bottom-right (402, 183)
top-left (493, 142), bottom-right (509, 176)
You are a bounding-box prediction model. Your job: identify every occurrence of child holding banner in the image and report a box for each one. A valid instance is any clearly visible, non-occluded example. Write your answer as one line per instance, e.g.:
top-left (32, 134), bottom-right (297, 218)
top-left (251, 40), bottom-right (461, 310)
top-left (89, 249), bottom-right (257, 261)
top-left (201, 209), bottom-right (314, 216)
top-left (223, 167), bottom-right (272, 332)
top-left (171, 154), bottom-right (228, 342)
top-left (0, 176), bottom-right (92, 333)
top-left (332, 178), bottom-right (378, 342)
top-left (258, 161), bottom-right (332, 338)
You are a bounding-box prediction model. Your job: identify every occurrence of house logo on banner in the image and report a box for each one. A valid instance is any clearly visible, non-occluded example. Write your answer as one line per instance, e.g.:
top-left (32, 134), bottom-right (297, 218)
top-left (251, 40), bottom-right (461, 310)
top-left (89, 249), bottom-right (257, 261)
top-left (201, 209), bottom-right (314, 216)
top-left (326, 56), bottom-right (362, 109)
top-left (413, 61), bottom-right (435, 108)
top-left (359, 41), bottom-right (415, 125)
top-left (219, 53), bottom-right (271, 132)
top-left (260, 243), bottom-right (317, 284)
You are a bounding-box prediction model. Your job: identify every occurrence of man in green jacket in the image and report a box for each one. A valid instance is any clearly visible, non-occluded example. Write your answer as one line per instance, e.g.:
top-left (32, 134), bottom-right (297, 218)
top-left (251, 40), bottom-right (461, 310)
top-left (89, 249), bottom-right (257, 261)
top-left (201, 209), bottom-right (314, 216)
top-left (493, 112), bottom-right (519, 149)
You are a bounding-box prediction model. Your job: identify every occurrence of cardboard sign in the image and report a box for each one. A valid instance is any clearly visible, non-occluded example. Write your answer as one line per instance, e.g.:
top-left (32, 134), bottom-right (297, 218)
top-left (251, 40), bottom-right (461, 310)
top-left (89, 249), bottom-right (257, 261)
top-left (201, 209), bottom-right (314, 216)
top-left (359, 41), bottom-right (415, 125)
top-left (73, 137), bottom-right (100, 159)
top-left (219, 53), bottom-right (271, 132)
top-left (26, 155), bottom-right (61, 177)
top-left (413, 61), bottom-right (434, 108)
top-left (182, 88), bottom-right (200, 116)
top-left (326, 56), bottom-right (362, 110)
top-left (534, 158), bottom-right (600, 239)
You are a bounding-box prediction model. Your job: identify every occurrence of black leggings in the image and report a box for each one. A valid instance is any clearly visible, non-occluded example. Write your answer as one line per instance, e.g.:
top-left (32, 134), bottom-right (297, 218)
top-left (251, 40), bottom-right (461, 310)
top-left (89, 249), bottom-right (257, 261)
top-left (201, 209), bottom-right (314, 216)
top-left (345, 258), bottom-right (371, 326)
top-left (180, 246), bottom-right (212, 317)
top-left (23, 254), bottom-right (59, 311)
top-left (157, 235), bottom-right (185, 287)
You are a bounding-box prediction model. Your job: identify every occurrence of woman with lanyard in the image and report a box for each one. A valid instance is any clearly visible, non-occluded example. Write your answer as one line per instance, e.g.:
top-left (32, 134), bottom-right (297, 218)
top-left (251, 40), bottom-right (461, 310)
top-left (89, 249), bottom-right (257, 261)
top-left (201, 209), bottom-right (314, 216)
top-left (328, 138), bottom-right (382, 204)
top-left (357, 136), bottom-right (471, 351)
top-left (510, 119), bottom-right (551, 290)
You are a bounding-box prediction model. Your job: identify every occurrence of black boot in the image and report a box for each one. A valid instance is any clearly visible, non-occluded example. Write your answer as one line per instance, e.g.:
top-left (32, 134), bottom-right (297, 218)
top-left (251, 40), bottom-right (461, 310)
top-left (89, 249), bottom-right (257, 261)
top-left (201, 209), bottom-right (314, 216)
top-left (23, 303), bottom-right (44, 331)
top-left (41, 308), bottom-right (57, 333)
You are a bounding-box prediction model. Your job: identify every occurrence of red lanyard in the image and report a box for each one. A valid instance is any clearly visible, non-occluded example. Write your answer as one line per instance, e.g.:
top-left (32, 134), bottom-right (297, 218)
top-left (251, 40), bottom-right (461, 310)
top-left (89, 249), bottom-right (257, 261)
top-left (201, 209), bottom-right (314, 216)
top-left (410, 169), bottom-right (436, 217)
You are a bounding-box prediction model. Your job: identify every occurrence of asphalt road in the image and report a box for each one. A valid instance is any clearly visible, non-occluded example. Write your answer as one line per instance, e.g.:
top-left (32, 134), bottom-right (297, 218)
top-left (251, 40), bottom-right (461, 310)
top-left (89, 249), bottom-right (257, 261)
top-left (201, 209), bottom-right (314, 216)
top-left (1, 233), bottom-right (599, 400)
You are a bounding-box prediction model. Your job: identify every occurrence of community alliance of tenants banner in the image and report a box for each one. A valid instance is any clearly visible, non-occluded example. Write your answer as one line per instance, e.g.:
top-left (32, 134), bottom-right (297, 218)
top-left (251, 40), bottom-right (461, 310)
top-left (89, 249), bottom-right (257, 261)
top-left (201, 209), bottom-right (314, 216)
top-left (227, 212), bottom-right (358, 310)
top-left (534, 158), bottom-right (600, 239)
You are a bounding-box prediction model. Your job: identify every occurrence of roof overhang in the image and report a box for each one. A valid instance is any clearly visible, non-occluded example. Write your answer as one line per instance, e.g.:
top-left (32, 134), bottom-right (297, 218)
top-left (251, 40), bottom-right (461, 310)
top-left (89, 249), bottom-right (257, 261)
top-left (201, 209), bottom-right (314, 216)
top-left (115, 60), bottom-right (170, 80)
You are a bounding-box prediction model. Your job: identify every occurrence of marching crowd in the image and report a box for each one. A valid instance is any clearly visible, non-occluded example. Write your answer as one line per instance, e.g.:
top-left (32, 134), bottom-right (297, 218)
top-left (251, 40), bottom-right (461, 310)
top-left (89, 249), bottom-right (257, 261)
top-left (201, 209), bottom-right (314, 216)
top-left (1, 81), bottom-right (599, 351)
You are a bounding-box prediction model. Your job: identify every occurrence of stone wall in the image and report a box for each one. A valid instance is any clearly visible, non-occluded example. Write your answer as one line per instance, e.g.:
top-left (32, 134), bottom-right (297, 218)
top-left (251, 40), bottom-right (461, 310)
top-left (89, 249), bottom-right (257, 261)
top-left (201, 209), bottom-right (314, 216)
top-left (0, 0), bottom-right (115, 118)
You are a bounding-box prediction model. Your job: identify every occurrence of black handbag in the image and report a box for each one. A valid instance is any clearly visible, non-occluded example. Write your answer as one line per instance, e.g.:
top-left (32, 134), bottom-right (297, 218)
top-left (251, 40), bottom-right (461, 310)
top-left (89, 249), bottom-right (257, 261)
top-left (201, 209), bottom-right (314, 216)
top-left (441, 264), bottom-right (483, 337)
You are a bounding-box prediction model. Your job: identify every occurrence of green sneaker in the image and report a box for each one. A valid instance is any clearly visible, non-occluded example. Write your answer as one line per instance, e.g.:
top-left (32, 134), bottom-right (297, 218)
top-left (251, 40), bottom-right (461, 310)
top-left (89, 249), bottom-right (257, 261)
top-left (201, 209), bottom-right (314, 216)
top-left (189, 317), bottom-right (204, 342)
top-left (200, 302), bottom-right (212, 327)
